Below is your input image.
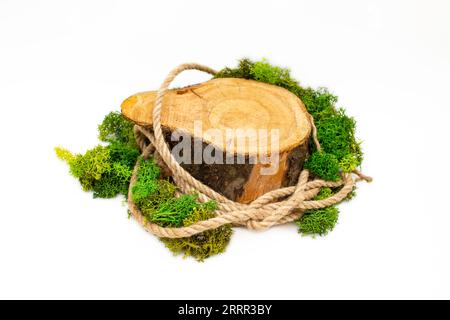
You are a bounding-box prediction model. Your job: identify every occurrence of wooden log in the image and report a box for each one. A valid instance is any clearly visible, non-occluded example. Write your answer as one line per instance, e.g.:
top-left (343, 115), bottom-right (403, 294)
top-left (121, 78), bottom-right (311, 203)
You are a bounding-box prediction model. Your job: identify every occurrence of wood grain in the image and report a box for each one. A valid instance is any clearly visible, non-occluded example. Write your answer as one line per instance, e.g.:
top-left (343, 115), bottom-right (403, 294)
top-left (121, 78), bottom-right (311, 155)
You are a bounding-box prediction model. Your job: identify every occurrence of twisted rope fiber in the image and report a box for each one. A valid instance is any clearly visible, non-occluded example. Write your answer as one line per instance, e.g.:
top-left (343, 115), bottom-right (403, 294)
top-left (127, 63), bottom-right (371, 238)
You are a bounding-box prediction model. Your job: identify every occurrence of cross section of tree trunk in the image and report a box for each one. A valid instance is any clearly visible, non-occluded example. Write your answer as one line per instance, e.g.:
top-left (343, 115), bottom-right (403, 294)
top-left (122, 78), bottom-right (311, 203)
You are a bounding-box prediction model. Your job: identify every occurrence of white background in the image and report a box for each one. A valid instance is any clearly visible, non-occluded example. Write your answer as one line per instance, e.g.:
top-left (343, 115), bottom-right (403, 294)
top-left (0, 0), bottom-right (449, 299)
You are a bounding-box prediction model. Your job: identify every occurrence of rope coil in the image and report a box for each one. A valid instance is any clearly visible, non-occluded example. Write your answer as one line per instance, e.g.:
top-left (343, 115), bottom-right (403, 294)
top-left (127, 63), bottom-right (371, 239)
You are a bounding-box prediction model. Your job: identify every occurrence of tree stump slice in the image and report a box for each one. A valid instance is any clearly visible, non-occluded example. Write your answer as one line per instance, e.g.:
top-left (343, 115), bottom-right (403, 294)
top-left (122, 78), bottom-right (311, 203)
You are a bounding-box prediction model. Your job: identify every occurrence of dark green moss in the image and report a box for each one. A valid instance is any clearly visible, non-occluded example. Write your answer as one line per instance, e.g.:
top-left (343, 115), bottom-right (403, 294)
top-left (297, 206), bottom-right (339, 236)
top-left (304, 151), bottom-right (340, 181)
top-left (108, 140), bottom-right (140, 168)
top-left (296, 187), bottom-right (339, 236)
top-left (151, 195), bottom-right (217, 227)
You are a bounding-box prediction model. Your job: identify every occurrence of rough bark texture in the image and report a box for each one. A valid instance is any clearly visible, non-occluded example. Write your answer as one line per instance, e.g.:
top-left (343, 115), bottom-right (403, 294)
top-left (122, 78), bottom-right (311, 203)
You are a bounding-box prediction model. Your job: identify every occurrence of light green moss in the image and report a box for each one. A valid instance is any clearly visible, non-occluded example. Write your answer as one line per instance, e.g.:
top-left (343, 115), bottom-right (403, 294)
top-left (55, 112), bottom-right (139, 198)
top-left (160, 207), bottom-right (232, 261)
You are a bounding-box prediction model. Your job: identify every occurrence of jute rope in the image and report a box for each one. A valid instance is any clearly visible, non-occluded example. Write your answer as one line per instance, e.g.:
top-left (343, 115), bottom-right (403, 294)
top-left (127, 63), bottom-right (371, 239)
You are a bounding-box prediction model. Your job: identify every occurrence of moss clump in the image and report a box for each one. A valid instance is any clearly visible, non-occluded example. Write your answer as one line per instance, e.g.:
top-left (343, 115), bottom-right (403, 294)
top-left (55, 112), bottom-right (139, 198)
top-left (251, 59), bottom-right (291, 85)
top-left (98, 111), bottom-right (136, 148)
top-left (131, 159), bottom-right (231, 261)
top-left (152, 194), bottom-right (216, 227)
top-left (92, 162), bottom-right (133, 198)
top-left (137, 180), bottom-right (178, 217)
top-left (297, 207), bottom-right (339, 236)
top-left (339, 154), bottom-right (360, 173)
top-left (214, 58), bottom-right (254, 79)
top-left (160, 207), bottom-right (233, 261)
top-left (296, 187), bottom-right (339, 236)
top-left (56, 145), bottom-right (111, 191)
top-left (214, 58), bottom-right (364, 179)
top-left (108, 140), bottom-right (140, 168)
top-left (304, 151), bottom-right (340, 181)
top-left (314, 187), bottom-right (334, 200)
top-left (131, 158), bottom-right (160, 203)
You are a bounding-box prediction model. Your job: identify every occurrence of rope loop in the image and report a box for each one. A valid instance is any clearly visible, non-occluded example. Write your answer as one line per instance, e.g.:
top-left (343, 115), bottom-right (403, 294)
top-left (127, 63), bottom-right (371, 238)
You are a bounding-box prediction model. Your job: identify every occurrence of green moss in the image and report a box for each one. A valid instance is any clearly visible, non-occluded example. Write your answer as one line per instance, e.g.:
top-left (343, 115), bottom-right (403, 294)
top-left (151, 194), bottom-right (217, 227)
top-left (214, 58), bottom-right (254, 79)
top-left (314, 108), bottom-right (363, 164)
top-left (129, 158), bottom-right (228, 261)
top-left (297, 206), bottom-right (339, 236)
top-left (214, 58), bottom-right (364, 180)
top-left (64, 145), bottom-right (111, 191)
top-left (92, 162), bottom-right (133, 198)
top-left (339, 154), bottom-right (359, 173)
top-left (55, 147), bottom-right (75, 163)
top-left (56, 112), bottom-right (140, 198)
top-left (55, 144), bottom-right (138, 198)
top-left (296, 186), bottom-right (339, 236)
top-left (304, 151), bottom-right (340, 181)
top-left (251, 59), bottom-right (291, 85)
top-left (98, 111), bottom-right (137, 148)
top-left (137, 180), bottom-right (177, 217)
top-left (160, 207), bottom-right (232, 261)
top-left (131, 158), bottom-right (160, 203)
top-left (315, 187), bottom-right (334, 200)
top-left (295, 87), bottom-right (337, 119)
top-left (108, 140), bottom-right (140, 168)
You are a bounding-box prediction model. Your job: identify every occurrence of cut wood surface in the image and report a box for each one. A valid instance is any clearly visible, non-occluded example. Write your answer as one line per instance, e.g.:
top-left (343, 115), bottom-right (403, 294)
top-left (121, 78), bottom-right (311, 155)
top-left (122, 78), bottom-right (312, 203)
